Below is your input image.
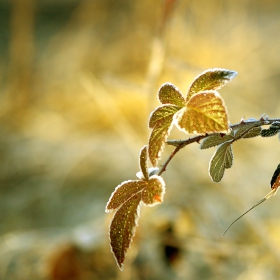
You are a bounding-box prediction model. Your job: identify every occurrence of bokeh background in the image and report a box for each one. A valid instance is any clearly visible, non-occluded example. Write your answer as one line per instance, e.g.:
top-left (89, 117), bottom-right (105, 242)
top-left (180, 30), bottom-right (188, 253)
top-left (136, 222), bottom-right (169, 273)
top-left (1, 0), bottom-right (280, 279)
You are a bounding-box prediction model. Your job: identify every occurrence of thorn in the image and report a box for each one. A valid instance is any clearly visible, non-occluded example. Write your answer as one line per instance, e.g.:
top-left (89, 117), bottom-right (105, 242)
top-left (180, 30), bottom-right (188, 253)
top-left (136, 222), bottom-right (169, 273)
top-left (240, 116), bottom-right (245, 123)
top-left (259, 113), bottom-right (268, 121)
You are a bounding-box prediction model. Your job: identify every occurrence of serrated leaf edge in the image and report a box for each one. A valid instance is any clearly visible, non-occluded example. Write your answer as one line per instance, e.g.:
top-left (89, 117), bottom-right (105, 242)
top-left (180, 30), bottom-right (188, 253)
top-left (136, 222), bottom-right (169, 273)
top-left (209, 141), bottom-right (233, 182)
top-left (109, 193), bottom-right (141, 270)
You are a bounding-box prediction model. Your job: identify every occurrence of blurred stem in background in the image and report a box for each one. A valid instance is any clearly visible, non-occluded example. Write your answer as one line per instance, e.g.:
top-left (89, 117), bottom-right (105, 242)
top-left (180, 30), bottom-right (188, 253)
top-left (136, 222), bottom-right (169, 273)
top-left (9, 0), bottom-right (35, 116)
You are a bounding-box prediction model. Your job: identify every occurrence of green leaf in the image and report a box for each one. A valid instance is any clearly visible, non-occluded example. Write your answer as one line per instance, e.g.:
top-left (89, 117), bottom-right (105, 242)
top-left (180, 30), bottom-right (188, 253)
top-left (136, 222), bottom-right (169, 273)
top-left (233, 123), bottom-right (261, 139)
top-left (187, 68), bottom-right (237, 102)
top-left (174, 91), bottom-right (230, 134)
top-left (158, 82), bottom-right (185, 107)
top-left (148, 105), bottom-right (180, 166)
top-left (240, 127), bottom-right (261, 139)
top-left (139, 145), bottom-right (149, 181)
top-left (200, 133), bottom-right (234, 149)
top-left (105, 180), bottom-right (147, 212)
top-left (109, 192), bottom-right (141, 270)
top-left (141, 175), bottom-right (165, 206)
top-left (209, 141), bottom-right (233, 182)
top-left (261, 121), bottom-right (280, 137)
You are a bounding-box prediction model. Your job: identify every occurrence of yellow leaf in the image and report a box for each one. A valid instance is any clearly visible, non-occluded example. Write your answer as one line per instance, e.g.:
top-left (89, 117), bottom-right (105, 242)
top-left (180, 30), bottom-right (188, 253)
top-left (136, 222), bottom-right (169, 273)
top-left (174, 90), bottom-right (229, 134)
top-left (187, 68), bottom-right (237, 102)
top-left (148, 105), bottom-right (180, 166)
top-left (149, 104), bottom-right (180, 129)
top-left (158, 82), bottom-right (185, 107)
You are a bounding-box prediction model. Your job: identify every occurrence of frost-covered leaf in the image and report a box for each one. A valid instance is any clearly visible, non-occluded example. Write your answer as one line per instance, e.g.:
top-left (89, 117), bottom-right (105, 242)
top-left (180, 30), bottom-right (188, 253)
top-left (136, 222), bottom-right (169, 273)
top-left (209, 141), bottom-right (233, 182)
top-left (200, 133), bottom-right (234, 149)
top-left (261, 121), bottom-right (280, 138)
top-left (141, 175), bottom-right (165, 206)
top-left (240, 127), bottom-right (261, 138)
top-left (149, 124), bottom-right (173, 167)
top-left (139, 145), bottom-right (149, 181)
top-left (233, 123), bottom-right (261, 139)
top-left (148, 105), bottom-right (180, 166)
top-left (106, 180), bottom-right (147, 212)
top-left (109, 193), bottom-right (141, 270)
top-left (187, 68), bottom-right (237, 102)
top-left (174, 91), bottom-right (230, 134)
top-left (149, 104), bottom-right (180, 128)
top-left (158, 82), bottom-right (185, 107)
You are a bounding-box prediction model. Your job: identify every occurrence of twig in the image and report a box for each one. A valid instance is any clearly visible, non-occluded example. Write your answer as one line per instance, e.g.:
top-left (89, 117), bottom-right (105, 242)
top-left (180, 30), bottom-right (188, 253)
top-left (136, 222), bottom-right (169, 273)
top-left (158, 117), bottom-right (280, 176)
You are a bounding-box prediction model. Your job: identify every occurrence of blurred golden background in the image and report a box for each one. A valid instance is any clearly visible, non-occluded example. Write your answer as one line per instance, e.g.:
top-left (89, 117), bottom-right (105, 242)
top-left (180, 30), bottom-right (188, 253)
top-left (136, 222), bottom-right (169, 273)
top-left (1, 0), bottom-right (280, 279)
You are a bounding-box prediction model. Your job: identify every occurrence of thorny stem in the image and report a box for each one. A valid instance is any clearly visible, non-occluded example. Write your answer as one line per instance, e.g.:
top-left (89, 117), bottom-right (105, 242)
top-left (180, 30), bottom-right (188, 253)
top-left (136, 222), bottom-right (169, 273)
top-left (158, 117), bottom-right (280, 176)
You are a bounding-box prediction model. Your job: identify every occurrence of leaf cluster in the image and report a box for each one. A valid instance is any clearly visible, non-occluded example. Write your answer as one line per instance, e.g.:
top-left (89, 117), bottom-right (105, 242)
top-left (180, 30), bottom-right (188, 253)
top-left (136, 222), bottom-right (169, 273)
top-left (105, 68), bottom-right (280, 270)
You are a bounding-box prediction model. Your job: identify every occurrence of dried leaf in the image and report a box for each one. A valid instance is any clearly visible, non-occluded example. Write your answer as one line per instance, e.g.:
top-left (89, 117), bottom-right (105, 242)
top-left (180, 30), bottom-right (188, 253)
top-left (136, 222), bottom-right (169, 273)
top-left (174, 91), bottom-right (230, 134)
top-left (139, 145), bottom-right (149, 181)
top-left (141, 175), bottom-right (165, 206)
top-left (200, 133), bottom-right (234, 149)
top-left (209, 141), bottom-right (233, 182)
top-left (271, 163), bottom-right (280, 188)
top-left (187, 68), bottom-right (237, 101)
top-left (158, 82), bottom-right (185, 107)
top-left (109, 193), bottom-right (141, 270)
top-left (105, 180), bottom-right (147, 212)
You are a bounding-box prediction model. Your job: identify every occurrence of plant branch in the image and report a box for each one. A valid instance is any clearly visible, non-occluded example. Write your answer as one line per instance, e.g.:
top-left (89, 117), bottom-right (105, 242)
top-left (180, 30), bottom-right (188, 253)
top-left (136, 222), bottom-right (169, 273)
top-left (158, 117), bottom-right (280, 176)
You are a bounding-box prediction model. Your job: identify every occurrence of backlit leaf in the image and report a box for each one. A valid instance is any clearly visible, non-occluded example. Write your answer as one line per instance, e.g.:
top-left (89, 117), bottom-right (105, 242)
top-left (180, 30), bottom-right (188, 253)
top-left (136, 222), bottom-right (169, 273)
top-left (109, 193), bottom-right (141, 270)
top-left (158, 82), bottom-right (185, 107)
top-left (261, 121), bottom-right (280, 138)
top-left (149, 105), bottom-right (180, 166)
top-left (174, 90), bottom-right (230, 134)
top-left (200, 133), bottom-right (234, 149)
top-left (187, 68), bottom-right (237, 101)
top-left (141, 175), bottom-right (165, 206)
top-left (139, 145), bottom-right (149, 181)
top-left (149, 104), bottom-right (180, 129)
top-left (209, 141), bottom-right (233, 182)
top-left (105, 180), bottom-right (147, 212)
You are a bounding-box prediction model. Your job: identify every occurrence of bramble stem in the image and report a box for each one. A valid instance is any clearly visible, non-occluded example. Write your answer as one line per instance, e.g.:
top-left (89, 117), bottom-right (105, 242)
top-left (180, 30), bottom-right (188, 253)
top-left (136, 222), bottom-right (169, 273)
top-left (159, 117), bottom-right (280, 176)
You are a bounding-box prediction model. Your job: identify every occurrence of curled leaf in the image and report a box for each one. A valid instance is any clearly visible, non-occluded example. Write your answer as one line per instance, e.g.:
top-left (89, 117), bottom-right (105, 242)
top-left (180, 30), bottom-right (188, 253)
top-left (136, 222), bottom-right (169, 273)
top-left (271, 163), bottom-right (280, 188)
top-left (139, 145), bottom-right (149, 181)
top-left (187, 68), bottom-right (237, 101)
top-left (158, 82), bottom-right (185, 107)
top-left (209, 141), bottom-right (233, 182)
top-left (105, 180), bottom-right (147, 212)
top-left (141, 175), bottom-right (165, 206)
top-left (174, 91), bottom-right (230, 134)
top-left (109, 193), bottom-right (141, 270)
